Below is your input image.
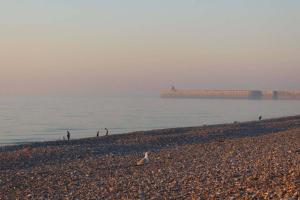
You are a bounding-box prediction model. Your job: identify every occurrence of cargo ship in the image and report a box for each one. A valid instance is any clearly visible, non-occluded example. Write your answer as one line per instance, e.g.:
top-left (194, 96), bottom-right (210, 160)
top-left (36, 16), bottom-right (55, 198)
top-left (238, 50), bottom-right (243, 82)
top-left (160, 87), bottom-right (300, 100)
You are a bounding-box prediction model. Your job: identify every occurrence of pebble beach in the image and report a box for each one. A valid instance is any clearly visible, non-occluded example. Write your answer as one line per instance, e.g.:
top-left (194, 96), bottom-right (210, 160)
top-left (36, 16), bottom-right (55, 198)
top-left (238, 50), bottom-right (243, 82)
top-left (0, 116), bottom-right (299, 199)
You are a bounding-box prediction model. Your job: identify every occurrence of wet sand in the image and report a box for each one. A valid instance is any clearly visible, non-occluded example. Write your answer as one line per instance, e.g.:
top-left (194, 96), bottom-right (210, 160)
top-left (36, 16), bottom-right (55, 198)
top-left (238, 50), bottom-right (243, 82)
top-left (0, 116), bottom-right (299, 199)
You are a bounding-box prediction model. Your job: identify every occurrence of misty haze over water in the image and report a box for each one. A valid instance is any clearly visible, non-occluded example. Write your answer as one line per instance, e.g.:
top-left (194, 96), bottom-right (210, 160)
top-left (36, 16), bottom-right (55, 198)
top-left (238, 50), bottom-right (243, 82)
top-left (0, 96), bottom-right (300, 146)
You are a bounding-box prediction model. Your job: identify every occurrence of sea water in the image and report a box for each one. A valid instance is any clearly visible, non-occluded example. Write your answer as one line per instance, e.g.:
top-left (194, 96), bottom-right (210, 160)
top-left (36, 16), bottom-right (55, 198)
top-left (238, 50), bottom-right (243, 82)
top-left (1, 96), bottom-right (300, 145)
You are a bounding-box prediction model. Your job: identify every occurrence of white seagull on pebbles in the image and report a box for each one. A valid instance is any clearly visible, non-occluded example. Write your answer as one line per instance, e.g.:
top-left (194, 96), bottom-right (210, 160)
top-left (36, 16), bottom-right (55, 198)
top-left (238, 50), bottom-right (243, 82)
top-left (137, 152), bottom-right (149, 166)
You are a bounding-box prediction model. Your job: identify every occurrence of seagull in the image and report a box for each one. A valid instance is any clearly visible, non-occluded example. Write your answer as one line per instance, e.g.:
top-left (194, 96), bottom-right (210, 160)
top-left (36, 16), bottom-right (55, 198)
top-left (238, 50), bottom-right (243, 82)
top-left (137, 152), bottom-right (149, 166)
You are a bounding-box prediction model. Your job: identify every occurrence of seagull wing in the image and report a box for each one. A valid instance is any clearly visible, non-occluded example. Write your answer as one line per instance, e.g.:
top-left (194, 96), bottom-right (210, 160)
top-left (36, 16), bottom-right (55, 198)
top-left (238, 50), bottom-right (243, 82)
top-left (137, 158), bottom-right (145, 166)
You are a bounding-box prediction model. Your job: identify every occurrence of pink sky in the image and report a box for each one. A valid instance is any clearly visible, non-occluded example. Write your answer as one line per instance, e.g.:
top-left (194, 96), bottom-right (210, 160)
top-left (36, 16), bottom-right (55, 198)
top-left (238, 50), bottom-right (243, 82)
top-left (1, 1), bottom-right (299, 96)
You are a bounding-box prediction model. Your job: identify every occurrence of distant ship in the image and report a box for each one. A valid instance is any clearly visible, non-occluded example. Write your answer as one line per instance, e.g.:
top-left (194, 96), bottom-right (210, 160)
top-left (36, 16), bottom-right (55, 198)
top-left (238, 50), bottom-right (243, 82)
top-left (161, 87), bottom-right (300, 100)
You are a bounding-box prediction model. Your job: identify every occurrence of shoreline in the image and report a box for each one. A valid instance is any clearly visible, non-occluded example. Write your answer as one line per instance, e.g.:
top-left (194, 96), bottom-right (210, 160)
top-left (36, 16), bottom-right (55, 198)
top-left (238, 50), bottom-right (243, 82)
top-left (1, 114), bottom-right (300, 151)
top-left (0, 115), bottom-right (299, 199)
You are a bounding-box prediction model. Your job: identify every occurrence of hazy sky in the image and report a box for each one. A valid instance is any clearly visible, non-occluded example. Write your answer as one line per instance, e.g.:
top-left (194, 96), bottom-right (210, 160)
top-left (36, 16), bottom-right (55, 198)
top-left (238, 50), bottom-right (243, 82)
top-left (1, 1), bottom-right (299, 96)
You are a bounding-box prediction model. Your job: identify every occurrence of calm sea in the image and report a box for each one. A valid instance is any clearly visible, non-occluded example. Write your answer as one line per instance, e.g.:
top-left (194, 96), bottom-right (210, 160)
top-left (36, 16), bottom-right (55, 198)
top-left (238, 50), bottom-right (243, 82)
top-left (1, 96), bottom-right (300, 146)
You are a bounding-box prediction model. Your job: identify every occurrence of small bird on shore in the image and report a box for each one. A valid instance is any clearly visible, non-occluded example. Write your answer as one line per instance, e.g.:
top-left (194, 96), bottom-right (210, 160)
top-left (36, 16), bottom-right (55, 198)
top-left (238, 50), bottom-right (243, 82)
top-left (67, 130), bottom-right (70, 141)
top-left (137, 152), bottom-right (149, 166)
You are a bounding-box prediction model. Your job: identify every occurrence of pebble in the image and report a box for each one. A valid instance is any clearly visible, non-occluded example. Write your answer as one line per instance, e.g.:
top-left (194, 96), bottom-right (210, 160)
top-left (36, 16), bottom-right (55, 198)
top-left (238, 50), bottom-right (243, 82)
top-left (0, 116), bottom-right (299, 199)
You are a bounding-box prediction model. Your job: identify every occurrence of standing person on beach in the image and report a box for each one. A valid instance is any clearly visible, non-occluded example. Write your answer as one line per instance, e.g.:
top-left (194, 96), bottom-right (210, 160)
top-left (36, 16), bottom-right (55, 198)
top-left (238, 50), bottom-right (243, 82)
top-left (97, 131), bottom-right (99, 137)
top-left (67, 130), bottom-right (70, 141)
top-left (105, 128), bottom-right (109, 136)
top-left (259, 115), bottom-right (262, 121)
